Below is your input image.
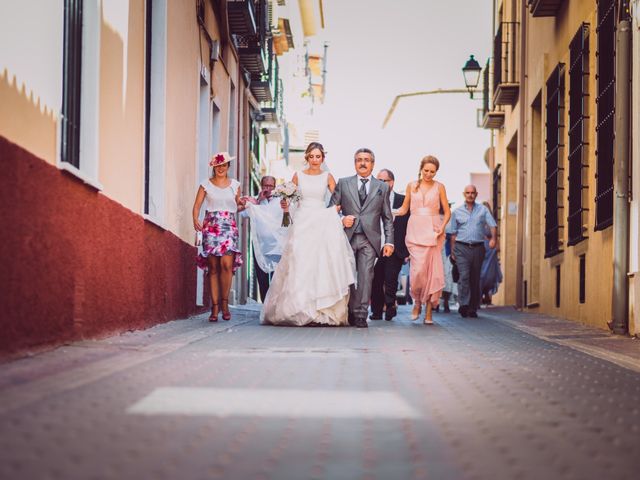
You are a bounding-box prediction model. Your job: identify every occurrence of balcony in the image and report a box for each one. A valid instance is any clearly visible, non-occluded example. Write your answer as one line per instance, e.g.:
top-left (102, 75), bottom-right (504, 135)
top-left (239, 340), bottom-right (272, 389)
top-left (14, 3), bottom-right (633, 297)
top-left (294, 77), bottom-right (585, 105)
top-left (250, 78), bottom-right (272, 103)
top-left (493, 21), bottom-right (520, 106)
top-left (249, 46), bottom-right (277, 103)
top-left (528, 0), bottom-right (564, 17)
top-left (480, 58), bottom-right (505, 129)
top-left (259, 80), bottom-right (283, 123)
top-left (483, 110), bottom-right (505, 129)
top-left (227, 0), bottom-right (258, 36)
top-left (235, 35), bottom-right (266, 74)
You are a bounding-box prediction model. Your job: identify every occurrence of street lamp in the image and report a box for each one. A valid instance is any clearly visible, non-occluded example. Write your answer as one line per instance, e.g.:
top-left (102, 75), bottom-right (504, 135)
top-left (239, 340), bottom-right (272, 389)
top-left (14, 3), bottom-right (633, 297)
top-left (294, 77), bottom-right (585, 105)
top-left (462, 55), bottom-right (482, 98)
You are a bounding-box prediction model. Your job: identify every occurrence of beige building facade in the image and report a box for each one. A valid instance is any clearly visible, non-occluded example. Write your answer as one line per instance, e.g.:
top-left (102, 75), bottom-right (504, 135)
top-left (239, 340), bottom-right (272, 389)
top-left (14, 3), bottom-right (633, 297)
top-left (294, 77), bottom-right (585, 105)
top-left (482, 0), bottom-right (637, 334)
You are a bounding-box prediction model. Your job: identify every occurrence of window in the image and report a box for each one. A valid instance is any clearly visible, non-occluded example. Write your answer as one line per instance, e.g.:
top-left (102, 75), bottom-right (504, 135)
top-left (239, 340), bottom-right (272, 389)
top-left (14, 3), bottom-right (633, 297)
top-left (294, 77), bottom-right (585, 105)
top-left (544, 64), bottom-right (565, 258)
top-left (594, 0), bottom-right (616, 230)
top-left (61, 0), bottom-right (83, 168)
top-left (144, 0), bottom-right (167, 220)
top-left (555, 265), bottom-right (561, 308)
top-left (579, 254), bottom-right (586, 304)
top-left (144, 0), bottom-right (153, 214)
top-left (567, 24), bottom-right (590, 246)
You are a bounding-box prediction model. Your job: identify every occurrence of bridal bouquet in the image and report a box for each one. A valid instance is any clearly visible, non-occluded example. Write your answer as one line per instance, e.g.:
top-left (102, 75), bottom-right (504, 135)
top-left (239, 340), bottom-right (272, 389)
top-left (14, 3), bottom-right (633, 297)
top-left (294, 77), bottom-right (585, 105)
top-left (272, 181), bottom-right (301, 227)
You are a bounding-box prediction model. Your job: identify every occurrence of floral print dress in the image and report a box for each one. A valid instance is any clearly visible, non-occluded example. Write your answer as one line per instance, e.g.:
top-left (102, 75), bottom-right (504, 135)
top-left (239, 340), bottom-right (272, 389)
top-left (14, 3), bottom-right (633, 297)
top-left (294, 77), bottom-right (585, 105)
top-left (196, 178), bottom-right (243, 272)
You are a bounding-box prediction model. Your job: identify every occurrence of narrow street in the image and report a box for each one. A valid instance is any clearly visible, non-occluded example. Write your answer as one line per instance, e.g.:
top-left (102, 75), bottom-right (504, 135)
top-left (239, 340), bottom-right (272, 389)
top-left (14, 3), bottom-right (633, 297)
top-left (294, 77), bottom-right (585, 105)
top-left (1, 306), bottom-right (638, 480)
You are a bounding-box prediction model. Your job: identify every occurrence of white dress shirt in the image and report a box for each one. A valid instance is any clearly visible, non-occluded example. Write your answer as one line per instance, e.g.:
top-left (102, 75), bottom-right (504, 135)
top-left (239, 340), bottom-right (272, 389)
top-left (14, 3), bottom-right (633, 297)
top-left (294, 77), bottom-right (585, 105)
top-left (357, 174), bottom-right (373, 195)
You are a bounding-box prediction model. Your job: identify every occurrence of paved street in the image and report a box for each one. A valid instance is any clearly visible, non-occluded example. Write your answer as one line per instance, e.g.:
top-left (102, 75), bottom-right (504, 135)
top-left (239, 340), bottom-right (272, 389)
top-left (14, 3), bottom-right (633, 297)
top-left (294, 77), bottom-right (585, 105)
top-left (1, 305), bottom-right (639, 480)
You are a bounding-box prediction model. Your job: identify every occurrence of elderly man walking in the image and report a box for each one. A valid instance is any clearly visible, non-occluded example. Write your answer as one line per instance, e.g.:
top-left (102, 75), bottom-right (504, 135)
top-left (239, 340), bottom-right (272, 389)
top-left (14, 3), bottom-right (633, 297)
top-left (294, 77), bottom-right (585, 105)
top-left (449, 185), bottom-right (497, 318)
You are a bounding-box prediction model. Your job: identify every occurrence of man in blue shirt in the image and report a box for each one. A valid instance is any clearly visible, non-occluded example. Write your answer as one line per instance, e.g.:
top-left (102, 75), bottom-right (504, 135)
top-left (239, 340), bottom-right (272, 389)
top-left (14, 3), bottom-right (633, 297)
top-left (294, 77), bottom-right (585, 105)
top-left (449, 185), bottom-right (497, 317)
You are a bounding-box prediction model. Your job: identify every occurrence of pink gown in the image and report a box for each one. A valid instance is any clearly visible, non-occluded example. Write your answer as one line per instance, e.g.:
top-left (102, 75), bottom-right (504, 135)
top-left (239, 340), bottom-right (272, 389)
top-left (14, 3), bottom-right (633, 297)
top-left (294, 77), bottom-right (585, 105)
top-left (405, 181), bottom-right (445, 307)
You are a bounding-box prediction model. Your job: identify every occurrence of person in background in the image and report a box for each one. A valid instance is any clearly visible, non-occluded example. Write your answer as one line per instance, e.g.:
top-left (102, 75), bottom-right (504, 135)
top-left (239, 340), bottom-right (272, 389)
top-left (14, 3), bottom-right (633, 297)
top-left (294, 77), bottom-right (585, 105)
top-left (438, 230), bottom-right (456, 313)
top-left (480, 201), bottom-right (502, 306)
top-left (370, 168), bottom-right (409, 321)
top-left (449, 185), bottom-right (497, 318)
top-left (192, 152), bottom-right (245, 322)
top-left (242, 175), bottom-right (280, 301)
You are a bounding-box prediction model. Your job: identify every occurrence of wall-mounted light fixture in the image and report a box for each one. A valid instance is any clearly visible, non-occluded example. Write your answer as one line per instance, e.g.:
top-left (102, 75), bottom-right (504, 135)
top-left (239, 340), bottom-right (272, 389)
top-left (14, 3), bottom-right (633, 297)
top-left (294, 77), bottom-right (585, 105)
top-left (252, 110), bottom-right (266, 122)
top-left (462, 55), bottom-right (482, 98)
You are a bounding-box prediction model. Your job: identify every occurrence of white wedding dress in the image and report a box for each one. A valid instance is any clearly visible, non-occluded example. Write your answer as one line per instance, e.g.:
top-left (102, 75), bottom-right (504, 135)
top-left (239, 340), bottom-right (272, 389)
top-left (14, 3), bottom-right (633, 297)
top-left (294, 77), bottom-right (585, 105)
top-left (261, 171), bottom-right (356, 326)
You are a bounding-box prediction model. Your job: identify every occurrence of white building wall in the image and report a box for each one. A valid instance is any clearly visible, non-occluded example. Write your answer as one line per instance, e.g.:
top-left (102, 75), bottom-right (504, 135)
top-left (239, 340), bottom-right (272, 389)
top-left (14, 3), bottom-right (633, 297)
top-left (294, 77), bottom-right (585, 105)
top-left (0, 1), bottom-right (64, 115)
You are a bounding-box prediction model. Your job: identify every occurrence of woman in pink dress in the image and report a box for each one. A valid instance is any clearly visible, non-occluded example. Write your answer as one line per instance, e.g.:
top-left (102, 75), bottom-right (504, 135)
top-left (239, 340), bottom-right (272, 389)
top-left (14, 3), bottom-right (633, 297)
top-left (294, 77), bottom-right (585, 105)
top-left (394, 156), bottom-right (451, 324)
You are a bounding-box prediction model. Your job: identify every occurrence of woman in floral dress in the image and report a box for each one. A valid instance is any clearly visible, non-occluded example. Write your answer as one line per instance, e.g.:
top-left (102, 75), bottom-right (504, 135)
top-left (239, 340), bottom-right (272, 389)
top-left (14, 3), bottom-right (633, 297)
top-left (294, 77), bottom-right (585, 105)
top-left (192, 152), bottom-right (245, 322)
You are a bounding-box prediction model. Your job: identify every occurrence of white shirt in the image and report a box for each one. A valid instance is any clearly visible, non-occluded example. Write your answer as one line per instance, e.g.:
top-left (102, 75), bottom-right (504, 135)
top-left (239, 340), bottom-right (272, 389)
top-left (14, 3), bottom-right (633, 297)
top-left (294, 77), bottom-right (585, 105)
top-left (200, 178), bottom-right (241, 213)
top-left (357, 174), bottom-right (373, 195)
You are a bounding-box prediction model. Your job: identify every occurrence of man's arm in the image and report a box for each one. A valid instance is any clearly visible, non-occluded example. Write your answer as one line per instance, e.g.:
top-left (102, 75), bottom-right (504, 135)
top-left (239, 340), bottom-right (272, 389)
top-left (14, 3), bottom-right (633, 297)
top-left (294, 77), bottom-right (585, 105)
top-left (328, 178), bottom-right (341, 207)
top-left (450, 234), bottom-right (457, 260)
top-left (489, 227), bottom-right (497, 249)
top-left (381, 183), bottom-right (395, 256)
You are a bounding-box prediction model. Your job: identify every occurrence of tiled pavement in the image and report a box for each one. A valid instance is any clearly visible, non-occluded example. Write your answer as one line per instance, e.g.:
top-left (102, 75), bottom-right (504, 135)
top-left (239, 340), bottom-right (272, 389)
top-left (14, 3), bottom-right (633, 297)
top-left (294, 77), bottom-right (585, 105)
top-left (1, 305), bottom-right (639, 480)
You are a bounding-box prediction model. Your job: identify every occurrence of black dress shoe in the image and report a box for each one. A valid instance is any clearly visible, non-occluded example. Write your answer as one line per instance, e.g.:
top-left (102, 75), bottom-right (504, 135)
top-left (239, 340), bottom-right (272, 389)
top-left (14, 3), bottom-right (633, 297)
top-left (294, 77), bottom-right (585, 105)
top-left (459, 305), bottom-right (469, 318)
top-left (369, 312), bottom-right (383, 320)
top-left (468, 310), bottom-right (478, 318)
top-left (355, 319), bottom-right (368, 328)
top-left (384, 305), bottom-right (397, 321)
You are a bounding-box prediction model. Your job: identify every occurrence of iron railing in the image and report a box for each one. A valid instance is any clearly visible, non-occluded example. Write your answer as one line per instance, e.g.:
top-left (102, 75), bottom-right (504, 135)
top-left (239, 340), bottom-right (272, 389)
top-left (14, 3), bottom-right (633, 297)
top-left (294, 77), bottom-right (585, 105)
top-left (567, 23), bottom-right (590, 246)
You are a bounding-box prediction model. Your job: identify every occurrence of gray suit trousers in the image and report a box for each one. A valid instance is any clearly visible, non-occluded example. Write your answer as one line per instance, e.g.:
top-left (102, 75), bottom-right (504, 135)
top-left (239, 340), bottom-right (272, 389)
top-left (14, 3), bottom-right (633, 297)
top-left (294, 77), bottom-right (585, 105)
top-left (453, 242), bottom-right (486, 311)
top-left (349, 233), bottom-right (378, 321)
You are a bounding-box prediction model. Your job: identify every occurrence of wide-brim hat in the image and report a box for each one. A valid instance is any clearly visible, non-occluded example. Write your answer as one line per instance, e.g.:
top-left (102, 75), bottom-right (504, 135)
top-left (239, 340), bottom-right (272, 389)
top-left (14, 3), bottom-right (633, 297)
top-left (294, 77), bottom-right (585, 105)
top-left (210, 152), bottom-right (235, 167)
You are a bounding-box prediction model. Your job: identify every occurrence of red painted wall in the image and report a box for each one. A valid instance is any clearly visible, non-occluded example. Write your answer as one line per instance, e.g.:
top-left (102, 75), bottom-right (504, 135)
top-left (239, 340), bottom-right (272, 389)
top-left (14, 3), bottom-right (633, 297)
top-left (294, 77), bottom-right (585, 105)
top-left (0, 136), bottom-right (202, 358)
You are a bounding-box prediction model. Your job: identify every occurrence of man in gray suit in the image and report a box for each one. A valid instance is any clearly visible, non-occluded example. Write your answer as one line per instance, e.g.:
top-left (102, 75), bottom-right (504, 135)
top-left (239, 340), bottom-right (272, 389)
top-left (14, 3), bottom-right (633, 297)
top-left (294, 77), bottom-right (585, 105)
top-left (330, 148), bottom-right (395, 328)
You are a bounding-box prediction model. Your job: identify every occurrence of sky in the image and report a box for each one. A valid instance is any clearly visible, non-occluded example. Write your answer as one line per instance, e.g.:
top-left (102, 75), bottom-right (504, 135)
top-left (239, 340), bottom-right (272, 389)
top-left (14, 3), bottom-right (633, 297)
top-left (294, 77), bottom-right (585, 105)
top-left (307, 0), bottom-right (494, 206)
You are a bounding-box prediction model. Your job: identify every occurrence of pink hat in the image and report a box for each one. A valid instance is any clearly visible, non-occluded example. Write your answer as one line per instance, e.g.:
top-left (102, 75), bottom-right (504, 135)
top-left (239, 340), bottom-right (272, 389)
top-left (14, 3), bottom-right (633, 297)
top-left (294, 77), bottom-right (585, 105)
top-left (209, 152), bottom-right (235, 167)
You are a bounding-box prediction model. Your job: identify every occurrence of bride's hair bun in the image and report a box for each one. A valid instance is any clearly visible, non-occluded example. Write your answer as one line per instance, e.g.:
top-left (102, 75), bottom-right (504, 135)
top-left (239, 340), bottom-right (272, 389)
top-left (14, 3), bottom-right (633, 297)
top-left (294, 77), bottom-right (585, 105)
top-left (304, 142), bottom-right (326, 159)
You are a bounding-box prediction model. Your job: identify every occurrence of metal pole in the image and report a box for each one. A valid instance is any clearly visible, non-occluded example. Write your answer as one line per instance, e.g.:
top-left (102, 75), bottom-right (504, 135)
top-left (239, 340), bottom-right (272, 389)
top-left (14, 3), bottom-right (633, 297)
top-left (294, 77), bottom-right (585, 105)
top-left (382, 89), bottom-right (471, 128)
top-left (515, 0), bottom-right (527, 309)
top-left (610, 19), bottom-right (632, 334)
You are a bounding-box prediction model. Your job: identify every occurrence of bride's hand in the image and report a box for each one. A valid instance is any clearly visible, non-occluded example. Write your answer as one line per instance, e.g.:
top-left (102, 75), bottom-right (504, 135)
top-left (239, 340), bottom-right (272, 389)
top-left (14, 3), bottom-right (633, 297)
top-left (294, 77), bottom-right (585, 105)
top-left (280, 199), bottom-right (289, 212)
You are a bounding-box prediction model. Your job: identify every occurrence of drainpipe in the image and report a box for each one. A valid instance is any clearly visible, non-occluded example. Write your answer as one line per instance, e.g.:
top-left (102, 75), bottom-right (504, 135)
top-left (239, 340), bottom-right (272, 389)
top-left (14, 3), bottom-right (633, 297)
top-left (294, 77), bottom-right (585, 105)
top-left (515, 0), bottom-right (527, 309)
top-left (610, 14), bottom-right (632, 334)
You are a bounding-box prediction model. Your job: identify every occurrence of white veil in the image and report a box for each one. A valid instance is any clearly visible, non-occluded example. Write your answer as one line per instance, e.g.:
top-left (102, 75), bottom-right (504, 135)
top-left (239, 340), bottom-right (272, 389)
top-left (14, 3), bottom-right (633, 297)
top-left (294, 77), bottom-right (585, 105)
top-left (245, 200), bottom-right (290, 273)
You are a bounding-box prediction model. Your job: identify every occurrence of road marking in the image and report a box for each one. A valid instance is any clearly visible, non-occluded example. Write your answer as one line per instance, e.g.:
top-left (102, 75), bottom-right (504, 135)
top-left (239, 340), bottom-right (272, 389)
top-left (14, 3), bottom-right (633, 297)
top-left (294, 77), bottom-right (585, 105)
top-left (207, 348), bottom-right (360, 358)
top-left (127, 387), bottom-right (422, 418)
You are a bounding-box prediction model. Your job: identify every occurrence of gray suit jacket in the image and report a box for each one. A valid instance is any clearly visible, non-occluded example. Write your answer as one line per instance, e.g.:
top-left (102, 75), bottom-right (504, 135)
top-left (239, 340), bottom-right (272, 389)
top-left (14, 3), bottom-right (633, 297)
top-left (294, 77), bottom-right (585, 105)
top-left (330, 175), bottom-right (394, 254)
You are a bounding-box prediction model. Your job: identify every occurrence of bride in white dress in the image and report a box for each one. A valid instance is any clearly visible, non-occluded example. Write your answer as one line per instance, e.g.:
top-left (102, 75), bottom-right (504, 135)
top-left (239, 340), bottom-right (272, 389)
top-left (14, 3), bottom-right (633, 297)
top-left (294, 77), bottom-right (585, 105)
top-left (261, 143), bottom-right (356, 326)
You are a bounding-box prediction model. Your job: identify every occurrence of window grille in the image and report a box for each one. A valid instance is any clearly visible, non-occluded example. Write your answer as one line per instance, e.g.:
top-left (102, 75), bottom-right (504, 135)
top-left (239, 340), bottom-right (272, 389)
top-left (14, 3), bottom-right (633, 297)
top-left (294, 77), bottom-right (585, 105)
top-left (492, 165), bottom-right (502, 229)
top-left (61, 0), bottom-right (83, 168)
top-left (594, 0), bottom-right (616, 230)
top-left (544, 64), bottom-right (565, 258)
top-left (567, 23), bottom-right (590, 246)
